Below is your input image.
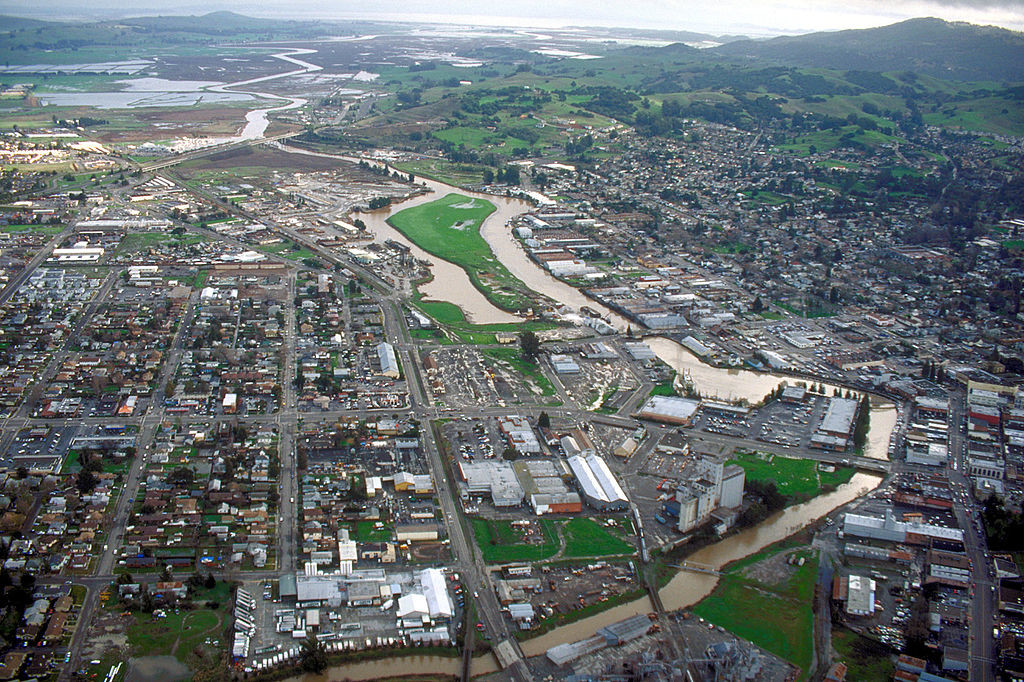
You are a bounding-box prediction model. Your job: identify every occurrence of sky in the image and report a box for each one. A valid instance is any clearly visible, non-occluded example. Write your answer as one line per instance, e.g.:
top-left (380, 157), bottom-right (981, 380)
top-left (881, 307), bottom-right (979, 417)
top-left (2, 0), bottom-right (1023, 35)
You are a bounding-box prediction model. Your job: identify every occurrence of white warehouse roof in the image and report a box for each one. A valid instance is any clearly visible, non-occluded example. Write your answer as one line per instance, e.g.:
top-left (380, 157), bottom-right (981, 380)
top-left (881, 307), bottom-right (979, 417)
top-left (419, 568), bottom-right (453, 620)
top-left (568, 453), bottom-right (628, 507)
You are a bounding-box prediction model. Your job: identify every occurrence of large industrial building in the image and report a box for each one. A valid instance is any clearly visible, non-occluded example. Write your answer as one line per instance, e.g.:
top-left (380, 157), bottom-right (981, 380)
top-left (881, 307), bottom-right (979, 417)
top-left (833, 574), bottom-right (877, 616)
top-left (567, 452), bottom-right (629, 511)
top-left (513, 460), bottom-right (581, 514)
top-left (636, 395), bottom-right (700, 425)
top-left (674, 458), bottom-right (745, 533)
top-left (811, 396), bottom-right (860, 450)
top-left (842, 510), bottom-right (964, 545)
top-left (458, 461), bottom-right (525, 507)
top-left (820, 397), bottom-right (859, 435)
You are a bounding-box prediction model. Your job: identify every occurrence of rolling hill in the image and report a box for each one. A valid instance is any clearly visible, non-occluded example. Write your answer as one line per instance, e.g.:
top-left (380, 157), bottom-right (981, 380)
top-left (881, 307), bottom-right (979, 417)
top-left (711, 18), bottom-right (1024, 82)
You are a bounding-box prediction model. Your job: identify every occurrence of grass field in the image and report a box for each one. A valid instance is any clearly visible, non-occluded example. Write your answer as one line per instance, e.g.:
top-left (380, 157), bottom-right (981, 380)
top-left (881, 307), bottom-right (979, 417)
top-left (117, 232), bottom-right (208, 254)
top-left (694, 546), bottom-right (818, 679)
top-left (832, 627), bottom-right (895, 680)
top-left (1, 224), bottom-right (64, 235)
top-left (389, 193), bottom-right (534, 311)
top-left (471, 517), bottom-right (560, 563)
top-left (562, 518), bottom-right (634, 558)
top-left (776, 125), bottom-right (903, 156)
top-left (393, 159), bottom-right (490, 187)
top-left (258, 240), bottom-right (318, 261)
top-left (350, 520), bottom-right (392, 542)
top-left (409, 290), bottom-right (556, 344)
top-left (127, 581), bottom-right (231, 671)
top-left (727, 451), bottom-right (855, 499)
top-left (649, 381), bottom-right (676, 397)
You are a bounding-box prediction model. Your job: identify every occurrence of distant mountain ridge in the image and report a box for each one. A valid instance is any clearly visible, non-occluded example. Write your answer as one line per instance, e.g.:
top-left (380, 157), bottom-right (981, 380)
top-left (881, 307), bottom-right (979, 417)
top-left (710, 18), bottom-right (1024, 82)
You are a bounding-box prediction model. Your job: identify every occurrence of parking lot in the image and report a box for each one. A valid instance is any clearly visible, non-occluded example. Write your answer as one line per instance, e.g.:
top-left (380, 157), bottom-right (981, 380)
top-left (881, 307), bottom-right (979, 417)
top-left (4, 425), bottom-right (81, 472)
top-left (687, 394), bottom-right (830, 449)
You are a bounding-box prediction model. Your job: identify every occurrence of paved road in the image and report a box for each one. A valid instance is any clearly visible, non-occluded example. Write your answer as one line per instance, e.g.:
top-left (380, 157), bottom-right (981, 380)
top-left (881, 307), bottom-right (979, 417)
top-left (0, 225), bottom-right (72, 306)
top-left (946, 394), bottom-right (996, 682)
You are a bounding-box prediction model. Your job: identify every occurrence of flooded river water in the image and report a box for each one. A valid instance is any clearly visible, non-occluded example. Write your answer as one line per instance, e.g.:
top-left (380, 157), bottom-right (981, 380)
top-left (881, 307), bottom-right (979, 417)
top-left (275, 153), bottom-right (896, 678)
top-left (281, 652), bottom-right (499, 682)
top-left (288, 148), bottom-right (628, 328)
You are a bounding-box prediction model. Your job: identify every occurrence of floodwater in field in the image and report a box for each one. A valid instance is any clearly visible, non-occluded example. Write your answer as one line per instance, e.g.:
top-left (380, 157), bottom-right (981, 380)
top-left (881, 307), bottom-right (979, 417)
top-left (37, 90), bottom-right (254, 108)
top-left (335, 152), bottom-right (628, 328)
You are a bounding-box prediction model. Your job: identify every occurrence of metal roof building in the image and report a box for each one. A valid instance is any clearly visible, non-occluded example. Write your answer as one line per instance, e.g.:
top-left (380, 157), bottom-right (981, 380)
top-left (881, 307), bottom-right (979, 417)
top-left (377, 342), bottom-right (399, 378)
top-left (568, 453), bottom-right (628, 510)
top-left (637, 396), bottom-right (700, 425)
top-left (597, 614), bottom-right (652, 645)
top-left (419, 568), bottom-right (453, 620)
top-left (820, 397), bottom-right (859, 436)
top-left (846, 575), bottom-right (876, 616)
top-left (550, 354), bottom-right (581, 374)
top-left (459, 461), bottom-right (524, 507)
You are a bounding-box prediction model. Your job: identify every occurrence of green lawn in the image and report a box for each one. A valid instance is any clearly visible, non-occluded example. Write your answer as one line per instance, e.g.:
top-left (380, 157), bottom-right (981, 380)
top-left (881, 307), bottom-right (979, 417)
top-left (1, 223), bottom-right (64, 235)
top-left (389, 193), bottom-right (534, 311)
top-left (562, 518), bottom-right (634, 558)
top-left (649, 381), bottom-right (676, 397)
top-left (728, 451), bottom-right (854, 500)
top-left (127, 582), bottom-right (230, 670)
top-left (832, 627), bottom-right (895, 680)
top-left (258, 240), bottom-right (318, 261)
top-left (351, 520), bottom-right (392, 542)
top-left (694, 547), bottom-right (818, 679)
top-left (470, 517), bottom-right (560, 563)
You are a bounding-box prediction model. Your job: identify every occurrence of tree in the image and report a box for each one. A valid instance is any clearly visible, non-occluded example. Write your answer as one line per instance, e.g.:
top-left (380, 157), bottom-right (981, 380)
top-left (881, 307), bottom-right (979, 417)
top-left (520, 330), bottom-right (540, 363)
top-left (537, 411), bottom-right (550, 429)
top-left (852, 393), bottom-right (871, 450)
top-left (167, 466), bottom-right (195, 487)
top-left (299, 633), bottom-right (328, 673)
top-left (76, 470), bottom-right (97, 495)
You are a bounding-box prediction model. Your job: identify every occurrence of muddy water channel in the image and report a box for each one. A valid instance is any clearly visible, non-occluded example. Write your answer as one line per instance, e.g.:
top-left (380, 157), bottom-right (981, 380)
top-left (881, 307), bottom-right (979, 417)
top-left (287, 153), bottom-right (894, 676)
top-left (288, 148), bottom-right (628, 328)
top-left (282, 653), bottom-right (498, 682)
top-left (315, 336), bottom-right (894, 673)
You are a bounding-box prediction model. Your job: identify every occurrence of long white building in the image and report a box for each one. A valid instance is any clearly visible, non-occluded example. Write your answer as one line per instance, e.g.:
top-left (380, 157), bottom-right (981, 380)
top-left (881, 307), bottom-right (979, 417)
top-left (568, 453), bottom-right (628, 511)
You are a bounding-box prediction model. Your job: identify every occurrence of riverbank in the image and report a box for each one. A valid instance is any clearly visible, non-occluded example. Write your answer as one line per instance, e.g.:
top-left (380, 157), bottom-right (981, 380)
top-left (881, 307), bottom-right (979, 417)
top-left (387, 193), bottom-right (537, 313)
